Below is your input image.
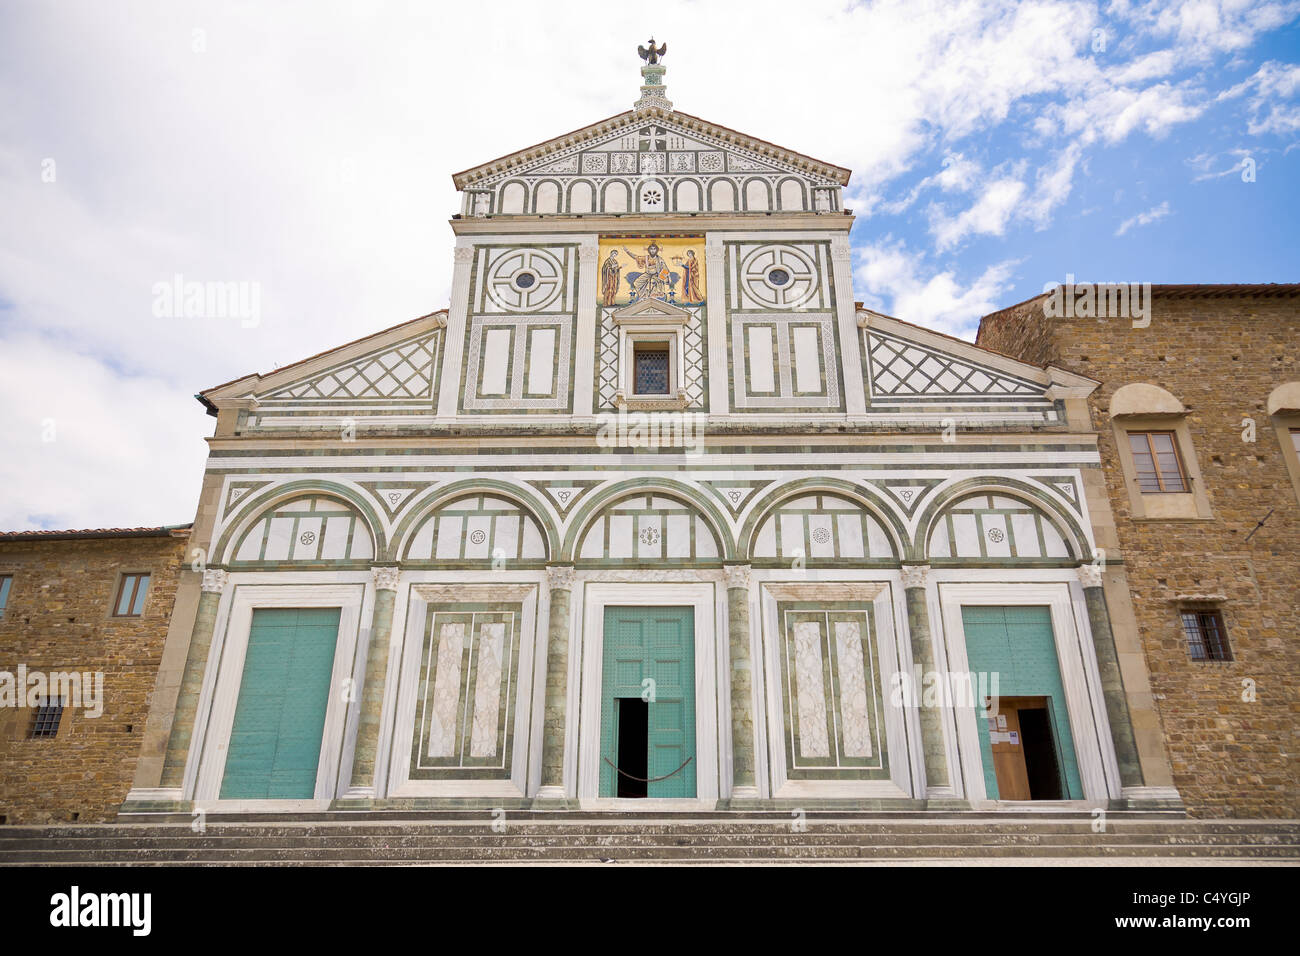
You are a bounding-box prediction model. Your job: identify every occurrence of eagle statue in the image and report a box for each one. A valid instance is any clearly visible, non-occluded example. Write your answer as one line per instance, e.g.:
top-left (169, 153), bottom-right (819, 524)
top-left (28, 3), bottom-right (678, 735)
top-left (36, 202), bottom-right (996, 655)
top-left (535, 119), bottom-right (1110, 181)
top-left (638, 38), bottom-right (667, 64)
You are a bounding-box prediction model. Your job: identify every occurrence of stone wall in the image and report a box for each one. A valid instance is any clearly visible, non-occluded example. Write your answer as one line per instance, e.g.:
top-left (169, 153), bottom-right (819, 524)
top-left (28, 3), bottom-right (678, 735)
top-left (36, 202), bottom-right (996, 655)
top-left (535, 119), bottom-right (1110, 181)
top-left (0, 532), bottom-right (188, 823)
top-left (979, 290), bottom-right (1300, 817)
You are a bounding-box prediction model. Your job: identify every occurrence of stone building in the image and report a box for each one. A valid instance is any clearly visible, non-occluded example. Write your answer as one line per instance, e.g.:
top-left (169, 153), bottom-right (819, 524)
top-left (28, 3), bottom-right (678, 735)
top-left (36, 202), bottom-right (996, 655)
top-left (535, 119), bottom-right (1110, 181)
top-left (0, 525), bottom-right (190, 823)
top-left (978, 284), bottom-right (1300, 817)
top-left (120, 54), bottom-right (1183, 816)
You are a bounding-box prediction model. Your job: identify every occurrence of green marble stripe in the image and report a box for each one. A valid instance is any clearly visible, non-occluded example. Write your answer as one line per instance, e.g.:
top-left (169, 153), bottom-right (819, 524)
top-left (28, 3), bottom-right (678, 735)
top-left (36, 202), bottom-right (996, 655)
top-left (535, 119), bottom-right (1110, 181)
top-left (1082, 584), bottom-right (1144, 788)
top-left (349, 585), bottom-right (395, 790)
top-left (160, 588), bottom-right (221, 789)
top-left (904, 585), bottom-right (949, 789)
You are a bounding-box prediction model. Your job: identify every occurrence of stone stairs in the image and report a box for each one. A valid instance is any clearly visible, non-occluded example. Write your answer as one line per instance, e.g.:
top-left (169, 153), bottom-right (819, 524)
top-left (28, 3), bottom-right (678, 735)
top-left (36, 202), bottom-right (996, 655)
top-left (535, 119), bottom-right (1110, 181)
top-left (1, 812), bottom-right (1297, 864)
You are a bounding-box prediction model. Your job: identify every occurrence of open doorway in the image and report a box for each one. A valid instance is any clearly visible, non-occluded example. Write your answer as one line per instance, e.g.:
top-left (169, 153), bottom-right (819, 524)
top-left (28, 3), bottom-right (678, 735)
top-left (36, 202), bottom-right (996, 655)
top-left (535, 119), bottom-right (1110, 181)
top-left (615, 698), bottom-right (648, 798)
top-left (985, 695), bottom-right (1067, 800)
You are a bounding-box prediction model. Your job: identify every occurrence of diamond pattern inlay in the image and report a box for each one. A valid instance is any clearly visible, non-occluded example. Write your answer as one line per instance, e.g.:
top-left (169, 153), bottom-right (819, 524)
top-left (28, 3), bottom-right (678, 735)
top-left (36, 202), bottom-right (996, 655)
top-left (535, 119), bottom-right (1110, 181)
top-left (867, 332), bottom-right (1040, 398)
top-left (272, 333), bottom-right (439, 400)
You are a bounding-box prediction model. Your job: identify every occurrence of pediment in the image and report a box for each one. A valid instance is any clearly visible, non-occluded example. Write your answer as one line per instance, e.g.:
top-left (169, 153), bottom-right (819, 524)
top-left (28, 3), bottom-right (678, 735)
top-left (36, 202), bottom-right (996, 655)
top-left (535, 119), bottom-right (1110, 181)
top-left (611, 297), bottom-right (692, 326)
top-left (857, 310), bottom-right (1074, 403)
top-left (201, 311), bottom-right (447, 408)
top-left (453, 109), bottom-right (850, 190)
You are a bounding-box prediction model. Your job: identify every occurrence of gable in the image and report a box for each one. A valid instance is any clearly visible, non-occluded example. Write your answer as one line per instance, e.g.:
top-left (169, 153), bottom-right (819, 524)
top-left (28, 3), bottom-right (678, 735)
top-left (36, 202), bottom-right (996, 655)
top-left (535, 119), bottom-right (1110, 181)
top-left (455, 110), bottom-right (849, 217)
top-left (263, 331), bottom-right (441, 402)
top-left (858, 311), bottom-right (1063, 406)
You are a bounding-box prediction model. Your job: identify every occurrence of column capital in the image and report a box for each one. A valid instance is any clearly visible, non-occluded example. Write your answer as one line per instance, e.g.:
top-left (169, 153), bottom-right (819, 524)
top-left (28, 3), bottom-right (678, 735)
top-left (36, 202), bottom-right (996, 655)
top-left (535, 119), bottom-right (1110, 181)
top-left (900, 564), bottom-right (930, 589)
top-left (200, 568), bottom-right (228, 593)
top-left (453, 245), bottom-right (474, 263)
top-left (547, 565), bottom-right (577, 591)
top-left (1076, 563), bottom-right (1104, 589)
top-left (723, 564), bottom-right (752, 589)
top-left (830, 235), bottom-right (852, 263)
top-left (578, 245), bottom-right (599, 263)
top-left (371, 565), bottom-right (400, 591)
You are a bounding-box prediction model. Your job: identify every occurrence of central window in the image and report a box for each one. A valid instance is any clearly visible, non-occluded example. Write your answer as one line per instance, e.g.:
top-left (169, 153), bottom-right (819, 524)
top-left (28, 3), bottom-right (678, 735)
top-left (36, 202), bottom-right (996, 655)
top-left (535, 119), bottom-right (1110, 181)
top-left (633, 344), bottom-right (670, 395)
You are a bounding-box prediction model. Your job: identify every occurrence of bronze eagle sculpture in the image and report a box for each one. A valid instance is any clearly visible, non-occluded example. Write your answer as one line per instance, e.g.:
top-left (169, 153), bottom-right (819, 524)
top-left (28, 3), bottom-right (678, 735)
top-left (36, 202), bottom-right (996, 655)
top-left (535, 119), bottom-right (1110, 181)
top-left (638, 38), bottom-right (667, 64)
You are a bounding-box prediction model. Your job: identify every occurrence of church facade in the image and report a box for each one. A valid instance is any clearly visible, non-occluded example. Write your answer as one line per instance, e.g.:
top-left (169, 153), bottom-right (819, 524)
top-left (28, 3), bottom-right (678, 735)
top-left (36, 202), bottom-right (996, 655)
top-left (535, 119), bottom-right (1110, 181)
top-left (123, 55), bottom-right (1182, 814)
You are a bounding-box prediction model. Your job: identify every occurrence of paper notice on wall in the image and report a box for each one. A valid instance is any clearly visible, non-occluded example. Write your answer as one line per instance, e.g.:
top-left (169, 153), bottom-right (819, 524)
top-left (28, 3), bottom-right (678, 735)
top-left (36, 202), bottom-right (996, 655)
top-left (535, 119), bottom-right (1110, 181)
top-left (1009, 731), bottom-right (1020, 746)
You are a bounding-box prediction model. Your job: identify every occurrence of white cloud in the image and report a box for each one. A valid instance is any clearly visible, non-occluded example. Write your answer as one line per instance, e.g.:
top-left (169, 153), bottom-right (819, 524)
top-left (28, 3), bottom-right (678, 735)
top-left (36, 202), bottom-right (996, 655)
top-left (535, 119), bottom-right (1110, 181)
top-left (1218, 60), bottom-right (1300, 135)
top-left (1116, 200), bottom-right (1172, 234)
top-left (929, 177), bottom-right (1028, 250)
top-left (854, 239), bottom-right (1020, 338)
top-left (0, 336), bottom-right (211, 530)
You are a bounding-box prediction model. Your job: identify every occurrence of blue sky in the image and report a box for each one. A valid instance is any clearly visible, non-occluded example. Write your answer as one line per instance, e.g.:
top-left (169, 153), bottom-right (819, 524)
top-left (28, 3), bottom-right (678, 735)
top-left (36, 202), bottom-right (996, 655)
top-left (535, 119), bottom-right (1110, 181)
top-left (1, 0), bottom-right (1298, 530)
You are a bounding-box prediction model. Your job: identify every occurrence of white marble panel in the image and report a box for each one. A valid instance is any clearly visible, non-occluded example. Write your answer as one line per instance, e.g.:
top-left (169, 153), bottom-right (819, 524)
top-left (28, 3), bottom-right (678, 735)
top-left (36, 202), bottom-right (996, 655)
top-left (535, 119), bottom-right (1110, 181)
top-left (835, 621), bottom-right (872, 758)
top-left (469, 622), bottom-right (505, 757)
top-left (793, 620), bottom-right (830, 758)
top-left (428, 622), bottom-right (465, 758)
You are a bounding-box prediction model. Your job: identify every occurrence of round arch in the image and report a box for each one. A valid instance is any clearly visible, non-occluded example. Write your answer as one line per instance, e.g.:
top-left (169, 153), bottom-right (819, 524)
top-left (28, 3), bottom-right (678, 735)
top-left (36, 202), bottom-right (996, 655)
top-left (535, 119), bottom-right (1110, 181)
top-left (561, 478), bottom-right (736, 563)
top-left (390, 479), bottom-right (558, 563)
top-left (738, 477), bottom-right (906, 563)
top-left (213, 480), bottom-right (387, 567)
top-left (912, 477), bottom-right (1091, 563)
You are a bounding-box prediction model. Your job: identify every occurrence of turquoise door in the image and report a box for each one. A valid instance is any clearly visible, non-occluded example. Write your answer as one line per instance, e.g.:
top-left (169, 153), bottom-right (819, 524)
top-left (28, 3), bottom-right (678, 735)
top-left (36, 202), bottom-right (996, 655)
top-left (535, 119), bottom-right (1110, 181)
top-left (599, 606), bottom-right (696, 798)
top-left (220, 607), bottom-right (342, 799)
top-left (961, 605), bottom-right (1083, 799)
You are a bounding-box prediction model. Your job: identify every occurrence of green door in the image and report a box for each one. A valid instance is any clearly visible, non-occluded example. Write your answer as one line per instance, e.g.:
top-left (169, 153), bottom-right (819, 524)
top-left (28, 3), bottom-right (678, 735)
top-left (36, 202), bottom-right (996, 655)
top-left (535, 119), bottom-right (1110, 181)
top-left (599, 606), bottom-right (695, 798)
top-left (961, 605), bottom-right (1083, 799)
top-left (220, 607), bottom-right (342, 799)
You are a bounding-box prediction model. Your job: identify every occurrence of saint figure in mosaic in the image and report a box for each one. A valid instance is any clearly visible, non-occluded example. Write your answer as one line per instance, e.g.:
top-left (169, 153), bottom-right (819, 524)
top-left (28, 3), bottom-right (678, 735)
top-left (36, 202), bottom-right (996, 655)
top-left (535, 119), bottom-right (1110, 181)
top-left (600, 250), bottom-right (622, 307)
top-left (675, 248), bottom-right (703, 303)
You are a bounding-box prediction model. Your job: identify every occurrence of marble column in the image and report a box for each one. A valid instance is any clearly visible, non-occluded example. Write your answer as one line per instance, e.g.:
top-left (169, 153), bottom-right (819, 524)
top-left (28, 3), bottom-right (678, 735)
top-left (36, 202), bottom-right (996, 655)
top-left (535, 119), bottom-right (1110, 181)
top-left (159, 568), bottom-right (227, 789)
top-left (535, 565), bottom-right (576, 800)
top-left (901, 565), bottom-right (950, 792)
top-left (1077, 564), bottom-right (1144, 787)
top-left (724, 564), bottom-right (758, 797)
top-left (348, 565), bottom-right (399, 792)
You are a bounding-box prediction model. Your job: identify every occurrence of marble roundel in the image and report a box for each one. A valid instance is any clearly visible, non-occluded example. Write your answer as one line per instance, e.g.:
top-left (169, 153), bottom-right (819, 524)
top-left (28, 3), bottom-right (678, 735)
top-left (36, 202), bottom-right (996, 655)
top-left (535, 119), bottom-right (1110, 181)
top-left (485, 248), bottom-right (564, 312)
top-left (739, 244), bottom-right (818, 308)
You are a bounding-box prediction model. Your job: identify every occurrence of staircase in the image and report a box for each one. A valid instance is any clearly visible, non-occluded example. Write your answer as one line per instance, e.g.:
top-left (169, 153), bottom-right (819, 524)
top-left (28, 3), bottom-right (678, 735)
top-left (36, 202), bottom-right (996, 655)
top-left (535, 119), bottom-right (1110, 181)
top-left (1, 812), bottom-right (1297, 864)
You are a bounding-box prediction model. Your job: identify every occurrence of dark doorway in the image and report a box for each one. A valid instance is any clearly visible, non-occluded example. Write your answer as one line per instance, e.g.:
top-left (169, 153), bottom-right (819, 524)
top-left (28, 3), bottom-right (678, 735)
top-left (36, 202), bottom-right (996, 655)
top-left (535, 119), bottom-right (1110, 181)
top-left (616, 698), bottom-right (648, 798)
top-left (1018, 706), bottom-right (1064, 800)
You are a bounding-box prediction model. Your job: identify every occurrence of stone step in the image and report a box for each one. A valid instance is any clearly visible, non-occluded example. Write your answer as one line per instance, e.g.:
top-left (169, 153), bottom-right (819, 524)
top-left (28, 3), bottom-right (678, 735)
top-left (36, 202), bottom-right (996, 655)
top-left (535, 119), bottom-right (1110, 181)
top-left (3, 817), bottom-right (1293, 864)
top-left (5, 818), bottom-right (1296, 837)
top-left (2, 830), bottom-right (1293, 852)
top-left (5, 843), bottom-right (1297, 864)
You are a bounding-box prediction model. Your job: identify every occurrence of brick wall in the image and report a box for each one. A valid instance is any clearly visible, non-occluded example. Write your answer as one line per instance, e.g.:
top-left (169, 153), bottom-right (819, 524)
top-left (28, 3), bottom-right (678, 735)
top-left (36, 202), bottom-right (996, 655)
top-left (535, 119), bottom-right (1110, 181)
top-left (0, 533), bottom-right (187, 823)
top-left (980, 290), bottom-right (1300, 817)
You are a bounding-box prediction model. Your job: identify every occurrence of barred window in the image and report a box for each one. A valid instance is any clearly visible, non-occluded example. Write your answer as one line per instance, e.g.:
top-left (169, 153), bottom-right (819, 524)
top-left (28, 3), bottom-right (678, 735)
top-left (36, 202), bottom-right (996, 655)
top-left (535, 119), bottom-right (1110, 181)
top-left (1128, 431), bottom-right (1188, 493)
top-left (633, 345), bottom-right (670, 395)
top-left (30, 699), bottom-right (64, 739)
top-left (1181, 609), bottom-right (1231, 661)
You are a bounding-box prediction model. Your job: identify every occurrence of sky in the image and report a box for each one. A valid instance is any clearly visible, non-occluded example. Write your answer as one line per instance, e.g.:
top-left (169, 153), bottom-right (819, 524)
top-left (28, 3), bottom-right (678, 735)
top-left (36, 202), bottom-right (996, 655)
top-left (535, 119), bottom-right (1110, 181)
top-left (1, 0), bottom-right (1298, 531)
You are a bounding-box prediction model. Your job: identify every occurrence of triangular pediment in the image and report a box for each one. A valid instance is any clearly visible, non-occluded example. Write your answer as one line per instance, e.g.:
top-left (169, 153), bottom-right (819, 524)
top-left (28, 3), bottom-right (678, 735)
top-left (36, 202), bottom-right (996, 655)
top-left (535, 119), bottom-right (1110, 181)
top-left (611, 297), bottom-right (693, 325)
top-left (201, 311), bottom-right (447, 408)
top-left (453, 108), bottom-right (850, 190)
top-left (858, 311), bottom-right (1063, 403)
